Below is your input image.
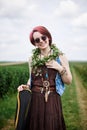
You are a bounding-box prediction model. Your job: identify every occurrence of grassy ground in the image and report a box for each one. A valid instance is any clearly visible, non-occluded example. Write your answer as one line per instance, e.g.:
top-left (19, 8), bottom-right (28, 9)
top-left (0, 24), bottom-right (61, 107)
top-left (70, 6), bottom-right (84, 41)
top-left (62, 62), bottom-right (87, 130)
top-left (71, 66), bottom-right (87, 130)
top-left (0, 62), bottom-right (87, 130)
top-left (62, 67), bottom-right (82, 130)
top-left (0, 94), bottom-right (17, 130)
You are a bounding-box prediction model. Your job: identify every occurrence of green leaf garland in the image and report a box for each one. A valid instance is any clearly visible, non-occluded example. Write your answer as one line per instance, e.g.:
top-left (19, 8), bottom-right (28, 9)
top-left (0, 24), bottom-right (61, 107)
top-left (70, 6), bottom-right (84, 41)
top-left (31, 44), bottom-right (62, 68)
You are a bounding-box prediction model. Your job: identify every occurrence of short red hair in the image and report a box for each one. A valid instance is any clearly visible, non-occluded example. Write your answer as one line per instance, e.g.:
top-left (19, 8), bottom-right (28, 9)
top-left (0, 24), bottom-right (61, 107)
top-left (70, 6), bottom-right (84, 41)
top-left (29, 26), bottom-right (52, 46)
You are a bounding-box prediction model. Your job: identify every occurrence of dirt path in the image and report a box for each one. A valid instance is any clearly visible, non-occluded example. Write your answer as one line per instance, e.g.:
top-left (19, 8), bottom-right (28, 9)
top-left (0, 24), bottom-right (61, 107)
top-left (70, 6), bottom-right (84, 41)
top-left (72, 68), bottom-right (87, 130)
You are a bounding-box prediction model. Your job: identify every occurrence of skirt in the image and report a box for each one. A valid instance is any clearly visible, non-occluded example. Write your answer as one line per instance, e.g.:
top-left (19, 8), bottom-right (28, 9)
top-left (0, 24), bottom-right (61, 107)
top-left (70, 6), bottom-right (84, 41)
top-left (25, 90), bottom-right (66, 130)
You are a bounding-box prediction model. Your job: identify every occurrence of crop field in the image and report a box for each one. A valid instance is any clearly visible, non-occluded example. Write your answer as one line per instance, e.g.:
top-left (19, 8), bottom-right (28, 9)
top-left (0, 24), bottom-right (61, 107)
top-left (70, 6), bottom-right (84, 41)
top-left (0, 62), bottom-right (29, 98)
top-left (0, 61), bottom-right (87, 130)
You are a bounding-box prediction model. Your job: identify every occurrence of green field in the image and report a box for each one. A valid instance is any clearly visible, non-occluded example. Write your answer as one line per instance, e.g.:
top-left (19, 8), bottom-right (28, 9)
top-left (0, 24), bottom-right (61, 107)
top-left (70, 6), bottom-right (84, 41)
top-left (0, 62), bottom-right (87, 130)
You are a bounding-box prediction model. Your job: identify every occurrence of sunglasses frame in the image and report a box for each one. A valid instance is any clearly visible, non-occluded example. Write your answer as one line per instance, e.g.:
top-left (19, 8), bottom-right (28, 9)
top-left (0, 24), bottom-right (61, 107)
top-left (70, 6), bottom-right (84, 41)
top-left (34, 35), bottom-right (47, 43)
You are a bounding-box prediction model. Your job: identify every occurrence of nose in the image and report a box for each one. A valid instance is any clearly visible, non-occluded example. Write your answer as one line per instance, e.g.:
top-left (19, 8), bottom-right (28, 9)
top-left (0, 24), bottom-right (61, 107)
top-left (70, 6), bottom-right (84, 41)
top-left (39, 37), bottom-right (43, 42)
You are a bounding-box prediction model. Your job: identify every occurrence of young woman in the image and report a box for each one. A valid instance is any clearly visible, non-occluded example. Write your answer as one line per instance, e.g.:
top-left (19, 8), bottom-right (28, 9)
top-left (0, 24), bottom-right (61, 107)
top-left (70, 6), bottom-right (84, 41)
top-left (18, 26), bottom-right (72, 130)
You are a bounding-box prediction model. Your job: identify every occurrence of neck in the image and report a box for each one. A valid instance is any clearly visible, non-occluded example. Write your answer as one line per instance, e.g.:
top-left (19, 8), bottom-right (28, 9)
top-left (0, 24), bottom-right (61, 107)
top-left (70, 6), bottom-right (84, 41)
top-left (40, 46), bottom-right (51, 56)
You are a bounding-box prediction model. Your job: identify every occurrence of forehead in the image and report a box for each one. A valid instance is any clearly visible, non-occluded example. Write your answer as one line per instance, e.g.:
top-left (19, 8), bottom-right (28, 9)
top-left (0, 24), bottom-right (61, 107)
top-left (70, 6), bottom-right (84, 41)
top-left (33, 31), bottom-right (43, 39)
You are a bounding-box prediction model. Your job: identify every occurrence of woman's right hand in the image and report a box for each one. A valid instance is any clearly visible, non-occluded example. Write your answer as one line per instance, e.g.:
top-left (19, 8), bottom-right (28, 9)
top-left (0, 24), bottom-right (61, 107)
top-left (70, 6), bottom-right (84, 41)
top-left (17, 84), bottom-right (29, 92)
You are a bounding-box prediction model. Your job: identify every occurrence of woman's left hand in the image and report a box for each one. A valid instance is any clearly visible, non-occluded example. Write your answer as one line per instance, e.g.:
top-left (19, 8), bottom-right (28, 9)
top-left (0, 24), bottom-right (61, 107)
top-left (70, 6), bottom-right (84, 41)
top-left (45, 60), bottom-right (62, 71)
top-left (46, 55), bottom-right (72, 85)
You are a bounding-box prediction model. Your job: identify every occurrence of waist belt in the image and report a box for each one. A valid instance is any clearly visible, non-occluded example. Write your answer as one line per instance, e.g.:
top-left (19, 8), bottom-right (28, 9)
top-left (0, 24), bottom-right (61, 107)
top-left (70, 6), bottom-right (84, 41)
top-left (32, 86), bottom-right (56, 92)
top-left (32, 86), bottom-right (56, 102)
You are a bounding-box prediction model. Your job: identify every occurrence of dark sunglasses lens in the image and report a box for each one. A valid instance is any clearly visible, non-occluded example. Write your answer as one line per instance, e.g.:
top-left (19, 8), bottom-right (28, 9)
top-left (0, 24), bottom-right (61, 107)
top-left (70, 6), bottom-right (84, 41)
top-left (42, 36), bottom-right (46, 41)
top-left (34, 38), bottom-right (40, 43)
top-left (34, 36), bottom-right (46, 43)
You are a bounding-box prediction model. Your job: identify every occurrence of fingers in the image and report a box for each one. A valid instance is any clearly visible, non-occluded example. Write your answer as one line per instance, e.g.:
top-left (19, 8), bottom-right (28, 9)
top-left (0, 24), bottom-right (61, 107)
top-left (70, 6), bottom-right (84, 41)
top-left (17, 84), bottom-right (28, 92)
top-left (45, 60), bottom-right (61, 71)
top-left (46, 63), bottom-right (53, 68)
top-left (46, 64), bottom-right (53, 68)
top-left (45, 60), bottom-right (53, 67)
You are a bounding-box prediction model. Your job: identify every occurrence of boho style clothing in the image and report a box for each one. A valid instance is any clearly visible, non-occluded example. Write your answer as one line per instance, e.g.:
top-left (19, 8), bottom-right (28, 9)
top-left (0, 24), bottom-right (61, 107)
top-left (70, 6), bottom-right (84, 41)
top-left (25, 65), bottom-right (66, 130)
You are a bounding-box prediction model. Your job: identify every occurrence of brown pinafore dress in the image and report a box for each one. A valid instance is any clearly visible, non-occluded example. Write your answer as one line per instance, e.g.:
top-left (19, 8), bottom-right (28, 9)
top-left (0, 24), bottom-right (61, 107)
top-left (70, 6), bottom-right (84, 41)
top-left (26, 65), bottom-right (66, 130)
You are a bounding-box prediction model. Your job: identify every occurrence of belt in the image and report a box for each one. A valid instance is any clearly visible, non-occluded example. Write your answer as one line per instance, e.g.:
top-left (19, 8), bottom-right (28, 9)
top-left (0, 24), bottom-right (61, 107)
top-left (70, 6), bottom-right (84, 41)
top-left (32, 86), bottom-right (56, 93)
top-left (32, 86), bottom-right (56, 102)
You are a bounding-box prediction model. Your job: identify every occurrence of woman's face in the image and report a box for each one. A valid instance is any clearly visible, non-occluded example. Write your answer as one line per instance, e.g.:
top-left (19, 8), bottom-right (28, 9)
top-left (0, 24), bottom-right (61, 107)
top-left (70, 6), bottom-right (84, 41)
top-left (33, 31), bottom-right (50, 50)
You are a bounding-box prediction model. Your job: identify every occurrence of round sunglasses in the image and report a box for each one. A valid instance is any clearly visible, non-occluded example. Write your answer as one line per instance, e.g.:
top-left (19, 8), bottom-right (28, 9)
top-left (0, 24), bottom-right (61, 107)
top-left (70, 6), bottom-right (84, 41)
top-left (34, 35), bottom-right (47, 43)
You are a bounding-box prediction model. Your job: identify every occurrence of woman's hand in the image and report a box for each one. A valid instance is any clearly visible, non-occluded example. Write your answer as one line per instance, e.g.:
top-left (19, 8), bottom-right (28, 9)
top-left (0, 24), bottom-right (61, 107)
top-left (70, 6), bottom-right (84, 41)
top-left (46, 55), bottom-right (72, 85)
top-left (17, 84), bottom-right (29, 92)
top-left (45, 60), bottom-right (63, 72)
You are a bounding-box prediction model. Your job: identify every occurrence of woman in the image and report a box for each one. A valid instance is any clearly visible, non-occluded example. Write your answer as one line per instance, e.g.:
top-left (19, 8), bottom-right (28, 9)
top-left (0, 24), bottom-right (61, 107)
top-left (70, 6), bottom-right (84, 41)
top-left (18, 26), bottom-right (72, 130)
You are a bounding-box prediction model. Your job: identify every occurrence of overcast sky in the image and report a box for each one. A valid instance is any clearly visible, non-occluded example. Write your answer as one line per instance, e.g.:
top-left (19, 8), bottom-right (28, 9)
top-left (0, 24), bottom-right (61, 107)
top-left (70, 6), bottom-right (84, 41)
top-left (0, 0), bottom-right (87, 61)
